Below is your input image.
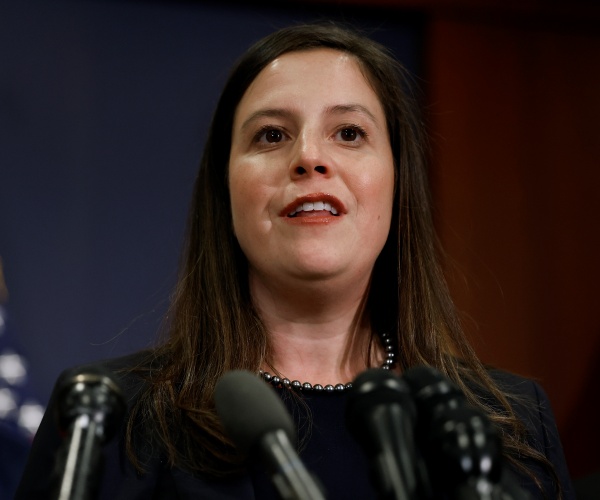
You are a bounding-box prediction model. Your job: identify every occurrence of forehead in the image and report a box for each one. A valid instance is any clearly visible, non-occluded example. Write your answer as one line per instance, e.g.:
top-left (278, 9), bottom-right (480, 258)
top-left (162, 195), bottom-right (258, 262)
top-left (234, 48), bottom-right (383, 120)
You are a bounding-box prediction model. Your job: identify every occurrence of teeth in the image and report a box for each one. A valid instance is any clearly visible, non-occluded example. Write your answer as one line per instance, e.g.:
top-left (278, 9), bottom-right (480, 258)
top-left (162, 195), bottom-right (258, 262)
top-left (288, 200), bottom-right (339, 216)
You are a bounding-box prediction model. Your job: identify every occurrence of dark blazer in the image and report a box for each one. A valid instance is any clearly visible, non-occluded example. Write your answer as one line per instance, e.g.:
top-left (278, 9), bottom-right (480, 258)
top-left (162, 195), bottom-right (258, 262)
top-left (16, 353), bottom-right (575, 499)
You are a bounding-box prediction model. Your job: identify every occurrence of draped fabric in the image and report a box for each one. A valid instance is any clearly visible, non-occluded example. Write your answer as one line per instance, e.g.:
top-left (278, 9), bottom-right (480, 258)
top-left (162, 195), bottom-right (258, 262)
top-left (426, 13), bottom-right (600, 479)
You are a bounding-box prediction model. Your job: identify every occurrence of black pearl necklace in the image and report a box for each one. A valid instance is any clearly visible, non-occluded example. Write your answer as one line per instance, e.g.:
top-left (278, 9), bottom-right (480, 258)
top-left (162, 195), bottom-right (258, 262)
top-left (259, 331), bottom-right (396, 393)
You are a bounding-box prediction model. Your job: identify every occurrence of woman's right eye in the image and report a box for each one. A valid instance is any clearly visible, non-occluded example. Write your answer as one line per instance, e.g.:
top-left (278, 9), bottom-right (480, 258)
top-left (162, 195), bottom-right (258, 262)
top-left (255, 127), bottom-right (285, 144)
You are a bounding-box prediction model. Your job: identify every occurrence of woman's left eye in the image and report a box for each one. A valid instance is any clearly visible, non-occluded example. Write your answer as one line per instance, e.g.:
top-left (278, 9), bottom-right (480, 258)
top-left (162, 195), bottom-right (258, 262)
top-left (336, 126), bottom-right (367, 143)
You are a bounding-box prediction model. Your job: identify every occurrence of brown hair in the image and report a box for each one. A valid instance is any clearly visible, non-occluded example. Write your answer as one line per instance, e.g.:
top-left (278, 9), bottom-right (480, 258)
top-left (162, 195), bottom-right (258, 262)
top-left (127, 22), bottom-right (560, 497)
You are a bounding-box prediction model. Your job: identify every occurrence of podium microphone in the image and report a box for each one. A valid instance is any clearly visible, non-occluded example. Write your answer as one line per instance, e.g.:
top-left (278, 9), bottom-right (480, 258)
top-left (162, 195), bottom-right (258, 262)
top-left (403, 366), bottom-right (530, 500)
top-left (215, 370), bottom-right (326, 500)
top-left (346, 369), bottom-right (419, 500)
top-left (54, 367), bottom-right (126, 500)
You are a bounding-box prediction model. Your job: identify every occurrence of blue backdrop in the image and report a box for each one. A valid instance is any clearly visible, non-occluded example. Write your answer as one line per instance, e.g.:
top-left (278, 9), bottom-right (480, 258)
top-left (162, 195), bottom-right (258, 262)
top-left (0, 0), bottom-right (421, 407)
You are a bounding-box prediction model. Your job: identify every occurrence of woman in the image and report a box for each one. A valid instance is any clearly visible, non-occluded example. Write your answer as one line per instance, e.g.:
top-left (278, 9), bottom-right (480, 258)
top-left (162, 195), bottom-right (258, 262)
top-left (17, 23), bottom-right (573, 499)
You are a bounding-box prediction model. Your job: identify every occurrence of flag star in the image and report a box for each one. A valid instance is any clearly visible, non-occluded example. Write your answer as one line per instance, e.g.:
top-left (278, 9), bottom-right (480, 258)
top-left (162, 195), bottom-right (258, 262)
top-left (18, 401), bottom-right (45, 436)
top-left (0, 387), bottom-right (18, 418)
top-left (0, 350), bottom-right (27, 385)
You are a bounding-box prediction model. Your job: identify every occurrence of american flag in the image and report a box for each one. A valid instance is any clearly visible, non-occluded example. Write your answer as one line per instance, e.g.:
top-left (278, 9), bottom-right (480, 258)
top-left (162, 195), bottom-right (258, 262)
top-left (0, 265), bottom-right (46, 497)
top-left (0, 305), bottom-right (45, 439)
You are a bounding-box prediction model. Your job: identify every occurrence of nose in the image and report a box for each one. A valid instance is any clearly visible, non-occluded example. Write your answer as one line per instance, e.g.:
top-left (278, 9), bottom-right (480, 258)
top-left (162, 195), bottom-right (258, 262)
top-left (291, 164), bottom-right (329, 177)
top-left (289, 132), bottom-right (332, 179)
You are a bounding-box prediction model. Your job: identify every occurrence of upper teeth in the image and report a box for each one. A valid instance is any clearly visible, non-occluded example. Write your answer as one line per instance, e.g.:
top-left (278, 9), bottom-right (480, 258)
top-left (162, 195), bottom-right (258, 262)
top-left (289, 201), bottom-right (338, 216)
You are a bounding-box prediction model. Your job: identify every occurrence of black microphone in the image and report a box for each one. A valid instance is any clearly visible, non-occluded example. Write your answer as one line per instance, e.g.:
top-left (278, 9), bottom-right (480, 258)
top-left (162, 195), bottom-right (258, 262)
top-left (346, 368), bottom-right (419, 500)
top-left (214, 370), bottom-right (326, 500)
top-left (403, 366), bottom-right (530, 500)
top-left (401, 365), bottom-right (465, 430)
top-left (53, 367), bottom-right (126, 500)
top-left (428, 405), bottom-right (504, 500)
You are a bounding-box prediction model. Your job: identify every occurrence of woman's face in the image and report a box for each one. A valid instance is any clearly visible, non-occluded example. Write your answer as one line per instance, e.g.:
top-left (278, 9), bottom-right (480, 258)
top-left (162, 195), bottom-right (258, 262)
top-left (228, 48), bottom-right (395, 288)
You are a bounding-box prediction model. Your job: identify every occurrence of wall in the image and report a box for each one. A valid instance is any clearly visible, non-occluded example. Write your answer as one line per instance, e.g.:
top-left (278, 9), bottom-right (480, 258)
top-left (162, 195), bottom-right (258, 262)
top-left (426, 10), bottom-right (600, 479)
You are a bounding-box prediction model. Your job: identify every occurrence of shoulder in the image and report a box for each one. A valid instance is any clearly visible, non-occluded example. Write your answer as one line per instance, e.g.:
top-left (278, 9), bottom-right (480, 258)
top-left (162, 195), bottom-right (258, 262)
top-left (485, 368), bottom-right (576, 499)
top-left (487, 369), bottom-right (558, 447)
top-left (487, 369), bottom-right (547, 404)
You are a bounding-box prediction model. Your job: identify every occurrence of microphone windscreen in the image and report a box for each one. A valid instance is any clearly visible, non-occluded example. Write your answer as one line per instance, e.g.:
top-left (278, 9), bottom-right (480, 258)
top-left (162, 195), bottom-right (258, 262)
top-left (346, 368), bottom-right (414, 434)
top-left (55, 366), bottom-right (126, 441)
top-left (214, 370), bottom-right (295, 455)
top-left (402, 365), bottom-right (464, 413)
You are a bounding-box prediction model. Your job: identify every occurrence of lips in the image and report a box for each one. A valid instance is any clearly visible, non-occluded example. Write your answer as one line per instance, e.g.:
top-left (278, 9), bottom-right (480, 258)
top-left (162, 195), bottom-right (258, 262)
top-left (280, 193), bottom-right (346, 218)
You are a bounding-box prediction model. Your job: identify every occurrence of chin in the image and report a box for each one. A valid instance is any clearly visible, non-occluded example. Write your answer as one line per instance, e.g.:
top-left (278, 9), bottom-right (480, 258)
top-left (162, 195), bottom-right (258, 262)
top-left (289, 267), bottom-right (342, 282)
top-left (286, 259), bottom-right (370, 284)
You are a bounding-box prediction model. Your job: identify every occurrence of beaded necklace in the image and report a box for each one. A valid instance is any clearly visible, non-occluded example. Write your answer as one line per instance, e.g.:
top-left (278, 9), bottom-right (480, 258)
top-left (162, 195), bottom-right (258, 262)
top-left (259, 331), bottom-right (396, 393)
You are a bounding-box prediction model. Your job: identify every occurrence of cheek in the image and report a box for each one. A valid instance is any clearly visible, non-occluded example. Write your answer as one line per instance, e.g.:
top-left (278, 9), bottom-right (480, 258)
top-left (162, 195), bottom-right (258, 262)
top-left (358, 166), bottom-right (395, 254)
top-left (382, 168), bottom-right (396, 215)
top-left (228, 165), bottom-right (256, 240)
top-left (229, 163), bottom-right (275, 237)
top-left (357, 161), bottom-right (395, 216)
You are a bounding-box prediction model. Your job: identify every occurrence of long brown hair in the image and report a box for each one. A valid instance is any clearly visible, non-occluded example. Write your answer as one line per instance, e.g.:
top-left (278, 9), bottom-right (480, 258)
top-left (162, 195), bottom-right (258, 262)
top-left (127, 22), bottom-right (560, 496)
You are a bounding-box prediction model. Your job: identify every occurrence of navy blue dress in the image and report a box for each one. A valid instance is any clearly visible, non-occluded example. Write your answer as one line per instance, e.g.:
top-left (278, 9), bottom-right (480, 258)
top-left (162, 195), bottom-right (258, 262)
top-left (15, 353), bottom-right (575, 499)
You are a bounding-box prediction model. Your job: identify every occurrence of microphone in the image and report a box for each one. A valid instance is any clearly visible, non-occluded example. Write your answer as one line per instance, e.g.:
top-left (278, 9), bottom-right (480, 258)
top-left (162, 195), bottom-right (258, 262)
top-left (214, 370), bottom-right (326, 500)
top-left (53, 367), bottom-right (126, 500)
top-left (346, 368), bottom-right (419, 500)
top-left (427, 405), bottom-right (504, 500)
top-left (403, 366), bottom-right (530, 500)
top-left (401, 365), bottom-right (465, 430)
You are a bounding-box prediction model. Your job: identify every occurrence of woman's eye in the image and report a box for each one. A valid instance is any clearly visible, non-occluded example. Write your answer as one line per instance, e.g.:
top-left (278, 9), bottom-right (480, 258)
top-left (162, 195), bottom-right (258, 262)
top-left (336, 126), bottom-right (367, 143)
top-left (256, 128), bottom-right (284, 144)
top-left (340, 128), bottom-right (358, 141)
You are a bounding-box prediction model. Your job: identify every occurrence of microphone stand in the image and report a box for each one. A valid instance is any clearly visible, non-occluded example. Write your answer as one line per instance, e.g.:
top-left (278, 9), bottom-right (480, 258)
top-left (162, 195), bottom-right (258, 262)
top-left (54, 371), bottom-right (125, 500)
top-left (57, 413), bottom-right (102, 500)
top-left (259, 429), bottom-right (326, 500)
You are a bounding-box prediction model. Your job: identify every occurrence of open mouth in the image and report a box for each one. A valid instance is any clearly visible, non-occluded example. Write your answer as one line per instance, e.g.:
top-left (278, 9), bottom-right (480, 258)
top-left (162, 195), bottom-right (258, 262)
top-left (287, 201), bottom-right (339, 217)
top-left (281, 194), bottom-right (345, 219)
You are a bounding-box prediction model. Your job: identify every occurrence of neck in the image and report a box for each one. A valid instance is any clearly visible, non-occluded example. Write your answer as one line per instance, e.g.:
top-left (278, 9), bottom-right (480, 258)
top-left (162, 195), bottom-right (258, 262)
top-left (249, 270), bottom-right (382, 385)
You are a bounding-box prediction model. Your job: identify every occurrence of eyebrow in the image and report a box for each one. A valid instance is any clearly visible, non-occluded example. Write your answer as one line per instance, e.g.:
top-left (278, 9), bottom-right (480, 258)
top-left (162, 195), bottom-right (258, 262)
top-left (239, 103), bottom-right (380, 132)
top-left (325, 103), bottom-right (378, 124)
top-left (239, 108), bottom-right (294, 132)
